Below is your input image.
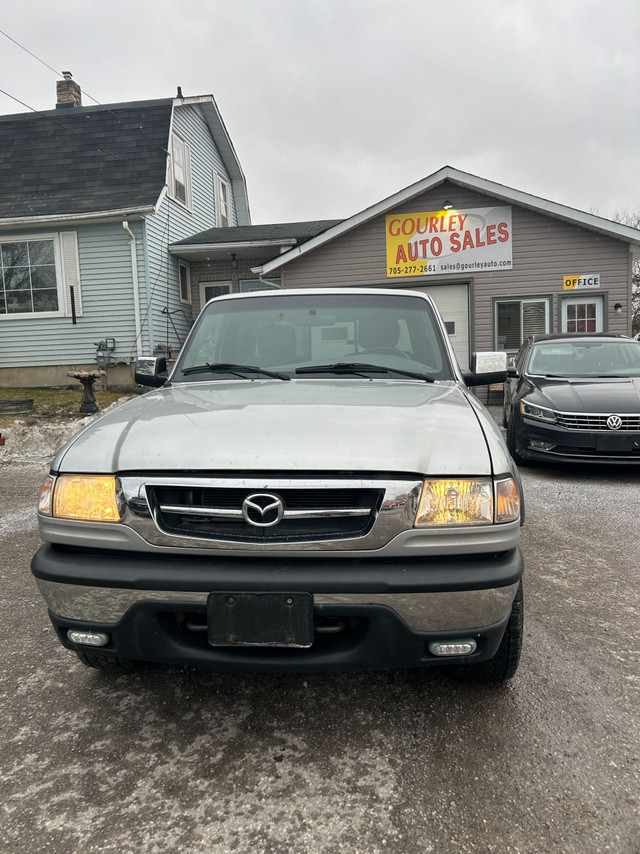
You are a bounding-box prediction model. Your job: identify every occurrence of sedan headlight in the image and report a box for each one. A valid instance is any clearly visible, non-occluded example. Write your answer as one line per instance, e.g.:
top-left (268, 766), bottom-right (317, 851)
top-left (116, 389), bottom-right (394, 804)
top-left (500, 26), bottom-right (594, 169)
top-left (414, 477), bottom-right (520, 526)
top-left (520, 400), bottom-right (556, 422)
top-left (47, 474), bottom-right (121, 523)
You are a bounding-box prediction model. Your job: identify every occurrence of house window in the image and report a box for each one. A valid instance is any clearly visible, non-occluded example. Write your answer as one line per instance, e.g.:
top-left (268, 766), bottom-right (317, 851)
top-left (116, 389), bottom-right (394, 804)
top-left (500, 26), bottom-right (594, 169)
top-left (495, 298), bottom-right (549, 350)
top-left (215, 174), bottom-right (231, 227)
top-left (178, 261), bottom-right (191, 304)
top-left (1, 238), bottom-right (59, 315)
top-left (170, 134), bottom-right (191, 208)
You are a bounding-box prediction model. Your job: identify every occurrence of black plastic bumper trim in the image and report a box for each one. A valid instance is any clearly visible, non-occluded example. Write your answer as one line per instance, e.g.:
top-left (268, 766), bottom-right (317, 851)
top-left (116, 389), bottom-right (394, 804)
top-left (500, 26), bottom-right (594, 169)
top-left (32, 543), bottom-right (523, 594)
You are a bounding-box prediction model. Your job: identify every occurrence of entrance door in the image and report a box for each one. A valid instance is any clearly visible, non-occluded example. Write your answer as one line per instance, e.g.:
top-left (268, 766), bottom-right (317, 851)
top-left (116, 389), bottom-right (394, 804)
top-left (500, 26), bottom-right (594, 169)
top-left (412, 284), bottom-right (470, 368)
top-left (561, 295), bottom-right (604, 333)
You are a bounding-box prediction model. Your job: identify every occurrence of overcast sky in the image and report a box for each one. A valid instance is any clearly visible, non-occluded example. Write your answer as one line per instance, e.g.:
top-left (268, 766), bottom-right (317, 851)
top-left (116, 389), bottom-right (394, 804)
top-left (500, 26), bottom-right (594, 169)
top-left (1, 0), bottom-right (638, 224)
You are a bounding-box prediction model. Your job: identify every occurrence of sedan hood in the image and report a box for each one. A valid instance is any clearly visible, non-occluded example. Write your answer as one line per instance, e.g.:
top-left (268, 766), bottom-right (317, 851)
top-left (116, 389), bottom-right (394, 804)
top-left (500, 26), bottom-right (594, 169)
top-left (531, 376), bottom-right (640, 413)
top-left (53, 380), bottom-right (492, 476)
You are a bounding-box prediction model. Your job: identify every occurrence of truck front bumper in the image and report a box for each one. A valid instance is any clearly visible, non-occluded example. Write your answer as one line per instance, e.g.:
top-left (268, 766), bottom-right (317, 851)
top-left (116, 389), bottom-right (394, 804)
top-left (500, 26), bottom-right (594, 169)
top-left (32, 544), bottom-right (523, 672)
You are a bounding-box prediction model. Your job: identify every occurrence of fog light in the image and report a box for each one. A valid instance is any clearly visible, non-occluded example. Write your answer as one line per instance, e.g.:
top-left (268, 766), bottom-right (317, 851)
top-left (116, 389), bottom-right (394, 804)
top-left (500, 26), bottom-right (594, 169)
top-left (67, 630), bottom-right (109, 647)
top-left (528, 439), bottom-right (556, 450)
top-left (428, 639), bottom-right (477, 656)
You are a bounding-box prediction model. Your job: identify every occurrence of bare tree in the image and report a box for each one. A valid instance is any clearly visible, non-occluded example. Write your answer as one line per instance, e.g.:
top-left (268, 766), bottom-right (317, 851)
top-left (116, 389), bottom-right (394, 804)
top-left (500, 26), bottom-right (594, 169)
top-left (613, 211), bottom-right (640, 334)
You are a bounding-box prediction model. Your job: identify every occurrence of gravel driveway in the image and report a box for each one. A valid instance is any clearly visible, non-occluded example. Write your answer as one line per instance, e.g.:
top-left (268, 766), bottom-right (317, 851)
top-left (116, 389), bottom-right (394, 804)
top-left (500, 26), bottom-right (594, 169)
top-left (0, 414), bottom-right (638, 854)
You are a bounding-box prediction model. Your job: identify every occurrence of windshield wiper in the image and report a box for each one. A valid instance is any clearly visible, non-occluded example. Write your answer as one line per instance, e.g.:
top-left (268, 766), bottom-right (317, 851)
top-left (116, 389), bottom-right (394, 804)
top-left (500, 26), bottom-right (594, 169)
top-left (295, 362), bottom-right (436, 382)
top-left (181, 362), bottom-right (290, 380)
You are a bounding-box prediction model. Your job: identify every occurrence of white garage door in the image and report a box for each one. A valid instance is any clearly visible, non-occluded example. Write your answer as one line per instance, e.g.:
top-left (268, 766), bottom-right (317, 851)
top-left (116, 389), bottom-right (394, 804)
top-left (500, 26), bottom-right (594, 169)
top-left (412, 284), bottom-right (470, 369)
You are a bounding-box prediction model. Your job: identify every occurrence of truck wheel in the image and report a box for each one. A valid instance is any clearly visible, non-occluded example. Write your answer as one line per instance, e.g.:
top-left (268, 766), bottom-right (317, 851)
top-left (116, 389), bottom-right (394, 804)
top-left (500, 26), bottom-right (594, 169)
top-left (457, 582), bottom-right (523, 683)
top-left (75, 649), bottom-right (144, 673)
top-left (506, 417), bottom-right (524, 465)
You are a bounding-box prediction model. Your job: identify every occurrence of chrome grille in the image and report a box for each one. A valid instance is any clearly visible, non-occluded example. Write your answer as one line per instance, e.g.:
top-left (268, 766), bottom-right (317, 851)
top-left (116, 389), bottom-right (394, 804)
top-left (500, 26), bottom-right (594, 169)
top-left (119, 476), bottom-right (423, 551)
top-left (147, 484), bottom-right (383, 543)
top-left (555, 412), bottom-right (640, 431)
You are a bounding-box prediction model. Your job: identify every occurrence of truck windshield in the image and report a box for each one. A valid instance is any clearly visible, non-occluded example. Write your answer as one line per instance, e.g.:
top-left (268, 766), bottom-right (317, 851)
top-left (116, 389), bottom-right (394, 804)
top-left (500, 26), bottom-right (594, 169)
top-left (175, 292), bottom-right (455, 381)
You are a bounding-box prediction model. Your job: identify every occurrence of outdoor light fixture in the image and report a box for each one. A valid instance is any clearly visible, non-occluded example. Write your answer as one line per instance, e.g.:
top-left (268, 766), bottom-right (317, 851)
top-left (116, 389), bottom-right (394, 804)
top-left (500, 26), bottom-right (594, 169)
top-left (614, 303), bottom-right (622, 313)
top-left (443, 200), bottom-right (453, 210)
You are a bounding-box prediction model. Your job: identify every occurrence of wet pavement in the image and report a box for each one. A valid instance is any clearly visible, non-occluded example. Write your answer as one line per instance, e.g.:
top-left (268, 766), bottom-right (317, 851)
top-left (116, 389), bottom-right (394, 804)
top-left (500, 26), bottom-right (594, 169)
top-left (0, 458), bottom-right (638, 853)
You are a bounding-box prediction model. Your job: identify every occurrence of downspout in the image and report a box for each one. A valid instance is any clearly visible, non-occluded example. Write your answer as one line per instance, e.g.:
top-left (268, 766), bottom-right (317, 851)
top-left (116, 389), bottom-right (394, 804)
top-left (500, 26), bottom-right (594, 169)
top-left (141, 220), bottom-right (154, 352)
top-left (122, 221), bottom-right (143, 357)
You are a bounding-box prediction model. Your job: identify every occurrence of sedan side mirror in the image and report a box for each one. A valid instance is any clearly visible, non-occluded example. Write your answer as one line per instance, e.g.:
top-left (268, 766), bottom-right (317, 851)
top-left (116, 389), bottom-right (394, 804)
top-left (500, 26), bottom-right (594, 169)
top-left (135, 356), bottom-right (168, 387)
top-left (462, 351), bottom-right (508, 387)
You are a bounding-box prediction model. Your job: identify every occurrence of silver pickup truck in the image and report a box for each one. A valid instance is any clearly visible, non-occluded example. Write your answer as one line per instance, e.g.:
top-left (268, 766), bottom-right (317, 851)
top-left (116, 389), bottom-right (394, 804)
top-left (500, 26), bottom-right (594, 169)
top-left (32, 288), bottom-right (524, 681)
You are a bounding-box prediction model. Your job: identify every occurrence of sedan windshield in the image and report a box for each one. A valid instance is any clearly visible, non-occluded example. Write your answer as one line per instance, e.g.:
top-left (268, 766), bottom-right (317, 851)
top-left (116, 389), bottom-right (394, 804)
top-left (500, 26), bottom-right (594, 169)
top-left (175, 292), bottom-right (454, 381)
top-left (528, 340), bottom-right (640, 377)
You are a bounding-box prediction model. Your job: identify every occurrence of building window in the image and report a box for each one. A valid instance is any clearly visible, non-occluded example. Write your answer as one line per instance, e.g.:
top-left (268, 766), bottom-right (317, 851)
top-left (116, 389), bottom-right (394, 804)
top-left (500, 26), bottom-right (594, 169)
top-left (561, 295), bottom-right (603, 333)
top-left (1, 238), bottom-right (60, 316)
top-left (178, 261), bottom-right (191, 304)
top-left (170, 134), bottom-right (191, 208)
top-left (495, 298), bottom-right (549, 350)
top-left (240, 279), bottom-right (280, 292)
top-left (215, 174), bottom-right (231, 227)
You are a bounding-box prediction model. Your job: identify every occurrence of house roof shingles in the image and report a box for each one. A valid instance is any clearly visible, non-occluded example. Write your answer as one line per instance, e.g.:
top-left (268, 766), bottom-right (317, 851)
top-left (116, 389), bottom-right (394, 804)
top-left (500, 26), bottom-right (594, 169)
top-left (0, 99), bottom-right (173, 220)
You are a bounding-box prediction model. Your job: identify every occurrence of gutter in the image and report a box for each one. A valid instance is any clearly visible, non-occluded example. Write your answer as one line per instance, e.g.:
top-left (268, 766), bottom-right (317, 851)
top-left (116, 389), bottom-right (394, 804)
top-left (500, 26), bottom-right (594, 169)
top-left (122, 221), bottom-right (143, 358)
top-left (0, 206), bottom-right (155, 229)
top-left (168, 238), bottom-right (297, 255)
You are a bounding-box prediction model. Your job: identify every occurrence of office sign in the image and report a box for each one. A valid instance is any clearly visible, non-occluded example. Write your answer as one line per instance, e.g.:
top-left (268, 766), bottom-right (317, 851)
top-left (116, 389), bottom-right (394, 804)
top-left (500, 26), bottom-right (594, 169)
top-left (563, 274), bottom-right (601, 290)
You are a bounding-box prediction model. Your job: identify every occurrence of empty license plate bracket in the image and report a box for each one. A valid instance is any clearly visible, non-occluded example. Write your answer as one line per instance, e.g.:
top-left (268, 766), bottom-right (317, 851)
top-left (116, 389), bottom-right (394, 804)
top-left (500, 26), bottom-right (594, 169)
top-left (207, 592), bottom-right (314, 648)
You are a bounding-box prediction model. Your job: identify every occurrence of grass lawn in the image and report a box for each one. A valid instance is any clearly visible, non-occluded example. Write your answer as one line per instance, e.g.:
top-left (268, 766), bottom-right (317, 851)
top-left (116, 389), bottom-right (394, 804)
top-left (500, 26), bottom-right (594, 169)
top-left (0, 387), bottom-right (130, 429)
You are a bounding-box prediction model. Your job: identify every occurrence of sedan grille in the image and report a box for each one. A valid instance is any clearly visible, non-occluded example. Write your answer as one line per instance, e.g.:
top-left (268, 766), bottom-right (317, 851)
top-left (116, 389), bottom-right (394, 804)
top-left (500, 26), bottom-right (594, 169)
top-left (147, 485), bottom-right (383, 543)
top-left (555, 413), bottom-right (640, 431)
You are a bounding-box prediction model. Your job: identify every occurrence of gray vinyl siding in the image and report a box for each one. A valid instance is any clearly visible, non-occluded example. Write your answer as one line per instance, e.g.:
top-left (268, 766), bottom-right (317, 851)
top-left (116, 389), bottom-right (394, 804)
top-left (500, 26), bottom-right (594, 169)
top-left (280, 183), bottom-right (631, 349)
top-left (0, 221), bottom-right (145, 368)
top-left (144, 104), bottom-right (237, 352)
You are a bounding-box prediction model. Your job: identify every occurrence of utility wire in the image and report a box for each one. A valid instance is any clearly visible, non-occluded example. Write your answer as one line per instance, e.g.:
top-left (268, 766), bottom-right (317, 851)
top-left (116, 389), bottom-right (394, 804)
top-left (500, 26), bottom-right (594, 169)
top-left (0, 87), bottom-right (122, 160)
top-left (0, 27), bottom-right (169, 154)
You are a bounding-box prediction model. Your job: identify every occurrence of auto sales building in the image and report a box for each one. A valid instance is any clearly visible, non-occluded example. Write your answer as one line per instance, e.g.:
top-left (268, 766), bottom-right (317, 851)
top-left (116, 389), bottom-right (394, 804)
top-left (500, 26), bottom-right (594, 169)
top-left (171, 166), bottom-right (640, 368)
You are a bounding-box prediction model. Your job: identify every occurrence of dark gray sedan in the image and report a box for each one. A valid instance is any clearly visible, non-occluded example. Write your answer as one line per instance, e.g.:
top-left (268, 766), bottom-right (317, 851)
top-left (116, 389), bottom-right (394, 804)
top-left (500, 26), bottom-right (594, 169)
top-left (504, 333), bottom-right (640, 464)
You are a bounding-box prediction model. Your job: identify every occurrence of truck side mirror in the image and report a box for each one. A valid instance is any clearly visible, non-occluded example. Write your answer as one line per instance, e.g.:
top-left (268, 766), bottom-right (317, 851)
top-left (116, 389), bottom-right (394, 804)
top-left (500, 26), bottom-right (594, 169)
top-left (462, 351), bottom-right (508, 387)
top-left (135, 356), bottom-right (168, 387)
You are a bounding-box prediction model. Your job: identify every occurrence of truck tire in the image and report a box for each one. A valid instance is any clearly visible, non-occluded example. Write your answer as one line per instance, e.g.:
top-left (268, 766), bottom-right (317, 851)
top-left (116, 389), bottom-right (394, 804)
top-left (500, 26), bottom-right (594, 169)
top-left (75, 650), bottom-right (144, 673)
top-left (457, 582), bottom-right (523, 683)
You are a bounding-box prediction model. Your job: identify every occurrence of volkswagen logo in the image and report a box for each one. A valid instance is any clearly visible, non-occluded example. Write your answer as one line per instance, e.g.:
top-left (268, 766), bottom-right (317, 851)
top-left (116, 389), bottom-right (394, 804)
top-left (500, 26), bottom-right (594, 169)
top-left (606, 415), bottom-right (622, 431)
top-left (242, 493), bottom-right (284, 527)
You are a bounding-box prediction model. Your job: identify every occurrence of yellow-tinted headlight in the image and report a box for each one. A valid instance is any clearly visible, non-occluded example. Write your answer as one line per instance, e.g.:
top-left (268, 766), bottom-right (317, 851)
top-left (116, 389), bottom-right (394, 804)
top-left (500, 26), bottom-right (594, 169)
top-left (415, 479), bottom-right (493, 527)
top-left (53, 474), bottom-right (121, 523)
top-left (495, 477), bottom-right (520, 523)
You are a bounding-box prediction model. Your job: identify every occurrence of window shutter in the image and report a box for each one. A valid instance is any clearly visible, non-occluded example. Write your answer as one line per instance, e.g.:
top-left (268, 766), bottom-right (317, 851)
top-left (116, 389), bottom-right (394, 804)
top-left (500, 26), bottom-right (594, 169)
top-left (60, 231), bottom-right (83, 318)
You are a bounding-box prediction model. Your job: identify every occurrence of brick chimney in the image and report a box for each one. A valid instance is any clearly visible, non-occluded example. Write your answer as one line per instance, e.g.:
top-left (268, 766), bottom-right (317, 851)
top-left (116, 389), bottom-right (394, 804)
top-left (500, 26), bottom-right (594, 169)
top-left (56, 72), bottom-right (82, 108)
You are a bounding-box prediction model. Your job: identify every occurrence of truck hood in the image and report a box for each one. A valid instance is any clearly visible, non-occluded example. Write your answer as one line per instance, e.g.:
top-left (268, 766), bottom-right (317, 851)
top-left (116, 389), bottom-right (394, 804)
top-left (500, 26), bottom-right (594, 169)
top-left (53, 380), bottom-right (492, 476)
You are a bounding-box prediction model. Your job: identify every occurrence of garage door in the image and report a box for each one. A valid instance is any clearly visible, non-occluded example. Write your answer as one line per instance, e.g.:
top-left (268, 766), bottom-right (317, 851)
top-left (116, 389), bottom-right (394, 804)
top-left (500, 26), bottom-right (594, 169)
top-left (412, 284), bottom-right (470, 369)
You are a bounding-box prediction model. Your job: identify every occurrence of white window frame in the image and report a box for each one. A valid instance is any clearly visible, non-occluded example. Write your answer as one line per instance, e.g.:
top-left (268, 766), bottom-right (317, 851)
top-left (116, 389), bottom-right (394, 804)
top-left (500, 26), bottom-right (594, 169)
top-left (494, 298), bottom-right (550, 350)
top-left (199, 281), bottom-right (231, 309)
top-left (561, 295), bottom-right (604, 333)
top-left (170, 133), bottom-right (192, 210)
top-left (178, 260), bottom-right (191, 305)
top-left (0, 233), bottom-right (68, 320)
top-left (215, 173), bottom-right (231, 227)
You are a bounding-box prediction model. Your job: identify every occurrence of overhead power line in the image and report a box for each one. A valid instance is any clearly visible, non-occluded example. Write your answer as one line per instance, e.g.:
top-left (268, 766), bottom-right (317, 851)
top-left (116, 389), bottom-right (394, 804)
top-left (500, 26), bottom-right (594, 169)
top-left (0, 27), bottom-right (169, 155)
top-left (0, 87), bottom-right (122, 160)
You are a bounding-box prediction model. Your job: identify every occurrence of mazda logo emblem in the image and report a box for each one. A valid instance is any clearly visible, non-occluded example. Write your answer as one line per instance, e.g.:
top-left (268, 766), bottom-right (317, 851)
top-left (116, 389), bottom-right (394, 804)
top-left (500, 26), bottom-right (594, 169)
top-left (606, 415), bottom-right (622, 430)
top-left (242, 493), bottom-right (284, 527)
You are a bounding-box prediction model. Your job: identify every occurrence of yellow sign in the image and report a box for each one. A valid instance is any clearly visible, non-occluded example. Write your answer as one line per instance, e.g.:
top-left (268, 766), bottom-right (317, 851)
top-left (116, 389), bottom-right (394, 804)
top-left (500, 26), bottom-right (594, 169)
top-left (563, 274), bottom-right (601, 290)
top-left (385, 207), bottom-right (512, 278)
